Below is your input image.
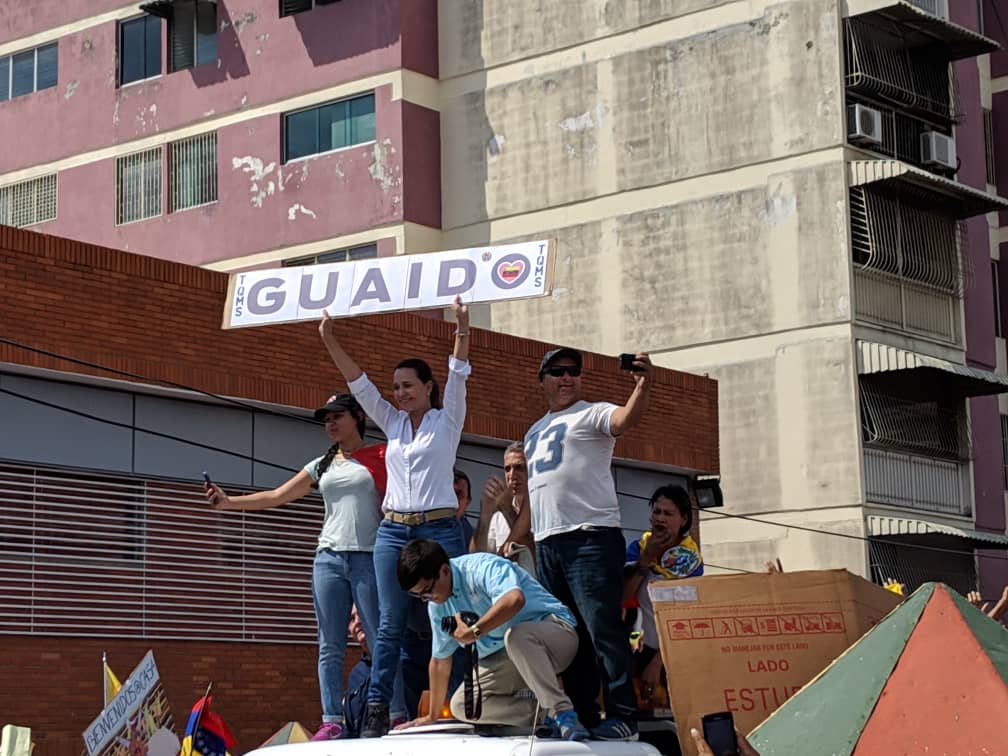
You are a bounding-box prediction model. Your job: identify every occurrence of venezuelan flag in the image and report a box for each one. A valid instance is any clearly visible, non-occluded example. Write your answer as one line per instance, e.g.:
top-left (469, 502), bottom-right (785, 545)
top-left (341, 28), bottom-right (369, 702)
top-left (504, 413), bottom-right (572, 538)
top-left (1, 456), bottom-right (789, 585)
top-left (182, 695), bottom-right (235, 756)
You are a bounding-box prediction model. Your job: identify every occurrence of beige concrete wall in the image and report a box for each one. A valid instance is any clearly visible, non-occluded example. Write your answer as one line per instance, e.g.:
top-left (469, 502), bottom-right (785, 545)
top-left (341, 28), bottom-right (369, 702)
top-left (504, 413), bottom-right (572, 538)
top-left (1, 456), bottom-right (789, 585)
top-left (475, 160), bottom-right (852, 355)
top-left (678, 333), bottom-right (868, 573)
top-left (439, 0), bottom-right (844, 230)
top-left (436, 0), bottom-right (871, 575)
top-left (440, 0), bottom-right (740, 78)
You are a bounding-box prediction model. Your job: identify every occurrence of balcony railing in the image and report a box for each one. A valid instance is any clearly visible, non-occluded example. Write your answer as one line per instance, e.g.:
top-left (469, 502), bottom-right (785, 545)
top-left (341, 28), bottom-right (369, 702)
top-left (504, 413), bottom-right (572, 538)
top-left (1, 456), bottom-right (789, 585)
top-left (863, 447), bottom-right (971, 516)
top-left (850, 185), bottom-right (967, 345)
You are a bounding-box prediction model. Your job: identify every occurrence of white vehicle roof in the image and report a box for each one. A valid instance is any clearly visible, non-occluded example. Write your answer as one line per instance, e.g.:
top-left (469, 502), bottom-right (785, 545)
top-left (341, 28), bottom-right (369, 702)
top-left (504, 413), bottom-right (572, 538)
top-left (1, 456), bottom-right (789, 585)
top-left (247, 727), bottom-right (663, 756)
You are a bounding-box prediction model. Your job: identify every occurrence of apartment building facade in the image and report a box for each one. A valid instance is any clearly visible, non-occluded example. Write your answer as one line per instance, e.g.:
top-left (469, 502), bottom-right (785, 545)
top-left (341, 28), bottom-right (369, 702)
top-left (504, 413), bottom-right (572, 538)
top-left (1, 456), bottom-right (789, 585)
top-left (3, 0), bottom-right (1008, 597)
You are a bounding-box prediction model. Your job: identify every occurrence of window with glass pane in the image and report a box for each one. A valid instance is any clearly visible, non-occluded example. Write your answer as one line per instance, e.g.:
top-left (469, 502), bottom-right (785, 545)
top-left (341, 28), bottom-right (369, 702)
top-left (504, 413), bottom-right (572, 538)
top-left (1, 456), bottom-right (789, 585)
top-left (280, 0), bottom-right (315, 17)
top-left (11, 50), bottom-right (35, 98)
top-left (0, 57), bottom-right (9, 102)
top-left (196, 2), bottom-right (218, 65)
top-left (282, 244), bottom-right (378, 266)
top-left (35, 44), bottom-right (58, 90)
top-left (284, 94), bottom-right (376, 161)
top-left (0, 42), bottom-right (57, 101)
top-left (120, 16), bottom-right (161, 85)
top-left (170, 1), bottom-right (218, 72)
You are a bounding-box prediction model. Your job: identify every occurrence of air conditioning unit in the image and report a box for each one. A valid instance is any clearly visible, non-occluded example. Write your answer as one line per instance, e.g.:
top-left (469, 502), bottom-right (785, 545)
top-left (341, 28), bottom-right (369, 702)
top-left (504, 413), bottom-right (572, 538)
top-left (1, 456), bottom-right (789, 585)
top-left (920, 131), bottom-right (956, 170)
top-left (907, 0), bottom-right (948, 20)
top-left (847, 104), bottom-right (883, 146)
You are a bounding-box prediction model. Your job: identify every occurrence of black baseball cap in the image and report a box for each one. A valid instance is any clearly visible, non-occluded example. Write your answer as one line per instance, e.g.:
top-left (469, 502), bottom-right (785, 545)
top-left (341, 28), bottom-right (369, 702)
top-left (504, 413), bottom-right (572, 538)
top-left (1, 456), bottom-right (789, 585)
top-left (538, 347), bottom-right (583, 379)
top-left (313, 393), bottom-right (362, 421)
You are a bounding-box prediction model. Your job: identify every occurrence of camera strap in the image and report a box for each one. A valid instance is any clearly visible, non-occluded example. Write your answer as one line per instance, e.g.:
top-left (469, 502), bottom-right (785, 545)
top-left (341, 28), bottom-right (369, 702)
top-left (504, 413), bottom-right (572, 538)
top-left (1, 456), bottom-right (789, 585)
top-left (463, 643), bottom-right (482, 720)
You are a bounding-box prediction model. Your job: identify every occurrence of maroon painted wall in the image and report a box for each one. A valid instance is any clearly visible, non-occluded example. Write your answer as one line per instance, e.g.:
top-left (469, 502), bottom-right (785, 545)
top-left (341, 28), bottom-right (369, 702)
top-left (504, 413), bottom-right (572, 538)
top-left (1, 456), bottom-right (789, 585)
top-left (0, 0), bottom-right (439, 172)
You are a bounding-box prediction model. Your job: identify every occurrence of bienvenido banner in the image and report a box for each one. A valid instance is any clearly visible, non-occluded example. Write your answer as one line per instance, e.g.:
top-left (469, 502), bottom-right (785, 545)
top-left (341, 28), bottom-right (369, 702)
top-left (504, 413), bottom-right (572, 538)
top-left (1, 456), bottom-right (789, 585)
top-left (221, 239), bottom-right (555, 329)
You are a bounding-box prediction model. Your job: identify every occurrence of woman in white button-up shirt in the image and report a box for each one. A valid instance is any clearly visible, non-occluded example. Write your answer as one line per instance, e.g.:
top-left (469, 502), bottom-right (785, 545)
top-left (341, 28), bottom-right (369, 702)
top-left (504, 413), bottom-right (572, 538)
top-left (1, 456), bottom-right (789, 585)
top-left (319, 296), bottom-right (472, 738)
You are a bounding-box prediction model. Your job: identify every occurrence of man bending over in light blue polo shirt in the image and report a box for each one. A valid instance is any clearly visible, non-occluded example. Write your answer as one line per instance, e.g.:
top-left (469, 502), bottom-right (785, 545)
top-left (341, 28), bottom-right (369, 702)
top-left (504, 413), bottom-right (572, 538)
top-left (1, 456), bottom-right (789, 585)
top-left (392, 538), bottom-right (590, 741)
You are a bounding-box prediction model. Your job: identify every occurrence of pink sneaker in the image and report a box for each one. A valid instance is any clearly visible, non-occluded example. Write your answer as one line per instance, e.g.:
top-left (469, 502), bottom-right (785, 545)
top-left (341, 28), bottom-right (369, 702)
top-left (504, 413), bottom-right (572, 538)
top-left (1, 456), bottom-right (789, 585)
top-left (311, 722), bottom-right (346, 741)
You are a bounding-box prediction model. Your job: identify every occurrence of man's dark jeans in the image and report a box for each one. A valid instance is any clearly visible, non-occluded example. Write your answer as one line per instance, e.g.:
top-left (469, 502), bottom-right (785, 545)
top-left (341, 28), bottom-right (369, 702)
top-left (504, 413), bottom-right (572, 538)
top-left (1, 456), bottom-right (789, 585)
top-left (537, 527), bottom-right (637, 727)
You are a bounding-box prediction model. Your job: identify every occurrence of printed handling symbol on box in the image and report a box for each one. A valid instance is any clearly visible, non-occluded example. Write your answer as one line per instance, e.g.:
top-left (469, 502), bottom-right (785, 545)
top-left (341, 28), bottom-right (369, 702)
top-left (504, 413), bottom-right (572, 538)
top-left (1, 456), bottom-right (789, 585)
top-left (822, 613), bottom-right (845, 633)
top-left (801, 614), bottom-right (824, 633)
top-left (734, 617), bottom-right (759, 637)
top-left (667, 619), bottom-right (693, 640)
top-left (757, 616), bottom-right (781, 636)
top-left (713, 619), bottom-right (736, 638)
top-left (780, 615), bottom-right (801, 634)
top-left (690, 619), bottom-right (714, 638)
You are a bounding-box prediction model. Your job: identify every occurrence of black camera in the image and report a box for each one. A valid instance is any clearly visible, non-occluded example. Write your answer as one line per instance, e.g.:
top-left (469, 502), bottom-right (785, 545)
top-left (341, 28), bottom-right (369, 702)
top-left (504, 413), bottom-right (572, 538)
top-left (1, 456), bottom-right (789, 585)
top-left (441, 611), bottom-right (480, 635)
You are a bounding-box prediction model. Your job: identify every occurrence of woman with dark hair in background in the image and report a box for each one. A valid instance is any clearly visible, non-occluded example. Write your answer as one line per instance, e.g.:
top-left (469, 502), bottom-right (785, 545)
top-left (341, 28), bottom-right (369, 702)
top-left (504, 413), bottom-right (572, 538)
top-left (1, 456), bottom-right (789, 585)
top-left (203, 393), bottom-right (404, 740)
top-left (319, 295), bottom-right (473, 737)
top-left (623, 485), bottom-right (703, 710)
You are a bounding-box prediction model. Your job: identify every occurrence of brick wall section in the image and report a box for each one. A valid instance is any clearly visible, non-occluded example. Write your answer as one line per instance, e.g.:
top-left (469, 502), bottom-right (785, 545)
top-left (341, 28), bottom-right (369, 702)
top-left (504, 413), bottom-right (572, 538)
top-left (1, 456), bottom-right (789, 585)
top-left (0, 636), bottom-right (362, 756)
top-left (0, 224), bottom-right (718, 471)
top-left (0, 224), bottom-right (718, 753)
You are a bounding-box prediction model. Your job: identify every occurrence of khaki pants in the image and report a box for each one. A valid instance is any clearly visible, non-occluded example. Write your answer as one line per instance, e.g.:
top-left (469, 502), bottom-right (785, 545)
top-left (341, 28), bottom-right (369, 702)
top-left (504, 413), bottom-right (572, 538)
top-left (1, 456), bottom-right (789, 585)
top-left (450, 617), bottom-right (578, 726)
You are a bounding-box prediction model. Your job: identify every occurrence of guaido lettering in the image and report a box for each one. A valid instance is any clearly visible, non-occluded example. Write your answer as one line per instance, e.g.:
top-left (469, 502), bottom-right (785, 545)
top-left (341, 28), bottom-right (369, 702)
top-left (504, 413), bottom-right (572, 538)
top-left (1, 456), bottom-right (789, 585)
top-left (242, 258), bottom-right (479, 316)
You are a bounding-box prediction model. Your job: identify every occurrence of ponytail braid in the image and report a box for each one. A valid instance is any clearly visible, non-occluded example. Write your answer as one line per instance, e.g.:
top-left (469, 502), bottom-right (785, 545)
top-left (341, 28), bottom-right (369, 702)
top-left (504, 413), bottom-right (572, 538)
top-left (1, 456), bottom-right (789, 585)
top-left (313, 444), bottom-right (341, 486)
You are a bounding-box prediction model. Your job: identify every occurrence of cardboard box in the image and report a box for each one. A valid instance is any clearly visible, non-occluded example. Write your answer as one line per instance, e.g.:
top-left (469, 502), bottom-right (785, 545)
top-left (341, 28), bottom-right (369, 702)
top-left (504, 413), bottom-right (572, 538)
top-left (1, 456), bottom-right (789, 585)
top-left (650, 569), bottom-right (902, 756)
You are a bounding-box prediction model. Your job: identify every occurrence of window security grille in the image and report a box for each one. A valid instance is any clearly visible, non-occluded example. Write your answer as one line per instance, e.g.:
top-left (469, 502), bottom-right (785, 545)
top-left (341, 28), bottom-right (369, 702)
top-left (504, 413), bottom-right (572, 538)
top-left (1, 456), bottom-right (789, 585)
top-left (0, 174), bottom-right (57, 228)
top-left (859, 384), bottom-right (970, 461)
top-left (116, 147), bottom-right (163, 224)
top-left (171, 132), bottom-right (217, 212)
top-left (844, 17), bottom-right (958, 125)
top-left (850, 185), bottom-right (968, 343)
top-left (0, 462), bottom-right (321, 641)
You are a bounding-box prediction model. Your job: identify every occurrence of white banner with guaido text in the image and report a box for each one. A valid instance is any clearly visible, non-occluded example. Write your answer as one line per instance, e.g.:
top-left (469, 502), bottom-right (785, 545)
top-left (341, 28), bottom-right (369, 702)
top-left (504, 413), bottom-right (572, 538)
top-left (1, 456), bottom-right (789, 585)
top-left (222, 239), bottom-right (556, 329)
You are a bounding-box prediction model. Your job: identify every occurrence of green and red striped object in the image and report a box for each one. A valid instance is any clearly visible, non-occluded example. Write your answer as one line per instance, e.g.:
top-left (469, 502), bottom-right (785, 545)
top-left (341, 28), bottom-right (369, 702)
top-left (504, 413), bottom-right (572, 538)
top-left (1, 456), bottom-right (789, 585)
top-left (749, 582), bottom-right (1008, 755)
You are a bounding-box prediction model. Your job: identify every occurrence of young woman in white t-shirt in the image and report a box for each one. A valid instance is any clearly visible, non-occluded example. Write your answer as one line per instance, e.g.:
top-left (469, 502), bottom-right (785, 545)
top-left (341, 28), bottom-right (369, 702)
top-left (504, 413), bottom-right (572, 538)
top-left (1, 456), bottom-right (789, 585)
top-left (203, 393), bottom-right (405, 740)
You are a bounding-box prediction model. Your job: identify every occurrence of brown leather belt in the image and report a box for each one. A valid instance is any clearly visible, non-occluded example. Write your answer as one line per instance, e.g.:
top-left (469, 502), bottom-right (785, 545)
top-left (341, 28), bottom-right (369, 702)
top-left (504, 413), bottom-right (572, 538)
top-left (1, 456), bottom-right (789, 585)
top-left (384, 507), bottom-right (457, 525)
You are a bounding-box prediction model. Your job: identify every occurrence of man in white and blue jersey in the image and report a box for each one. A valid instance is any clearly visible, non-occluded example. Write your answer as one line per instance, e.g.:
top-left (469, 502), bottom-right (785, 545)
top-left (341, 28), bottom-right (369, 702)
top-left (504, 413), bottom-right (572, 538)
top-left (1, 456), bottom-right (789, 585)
top-left (510, 346), bottom-right (653, 741)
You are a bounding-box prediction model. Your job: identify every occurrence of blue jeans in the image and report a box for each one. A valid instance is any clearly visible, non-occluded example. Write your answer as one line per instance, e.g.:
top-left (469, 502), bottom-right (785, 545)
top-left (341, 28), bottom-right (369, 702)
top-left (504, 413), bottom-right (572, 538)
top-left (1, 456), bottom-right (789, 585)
top-left (368, 516), bottom-right (468, 706)
top-left (536, 527), bottom-right (637, 726)
top-left (312, 549), bottom-right (405, 722)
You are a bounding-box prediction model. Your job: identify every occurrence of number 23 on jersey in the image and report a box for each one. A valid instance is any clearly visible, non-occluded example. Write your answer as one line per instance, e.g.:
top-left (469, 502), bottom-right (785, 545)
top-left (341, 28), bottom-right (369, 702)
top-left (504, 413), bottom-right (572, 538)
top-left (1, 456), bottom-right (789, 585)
top-left (525, 423), bottom-right (568, 477)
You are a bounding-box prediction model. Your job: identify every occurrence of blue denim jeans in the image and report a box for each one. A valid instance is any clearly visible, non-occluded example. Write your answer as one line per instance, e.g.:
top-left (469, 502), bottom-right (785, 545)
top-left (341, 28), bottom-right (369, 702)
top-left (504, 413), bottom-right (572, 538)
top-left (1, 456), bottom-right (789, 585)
top-left (368, 516), bottom-right (468, 706)
top-left (536, 527), bottom-right (637, 726)
top-left (312, 549), bottom-right (405, 722)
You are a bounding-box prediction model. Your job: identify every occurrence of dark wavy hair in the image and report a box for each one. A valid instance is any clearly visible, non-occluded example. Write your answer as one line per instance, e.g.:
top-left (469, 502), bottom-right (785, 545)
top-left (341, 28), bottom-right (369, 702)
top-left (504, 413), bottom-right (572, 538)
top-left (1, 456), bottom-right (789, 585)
top-left (314, 404), bottom-right (368, 482)
top-left (650, 485), bottom-right (694, 538)
top-left (397, 538), bottom-right (449, 591)
top-left (395, 358), bottom-right (441, 409)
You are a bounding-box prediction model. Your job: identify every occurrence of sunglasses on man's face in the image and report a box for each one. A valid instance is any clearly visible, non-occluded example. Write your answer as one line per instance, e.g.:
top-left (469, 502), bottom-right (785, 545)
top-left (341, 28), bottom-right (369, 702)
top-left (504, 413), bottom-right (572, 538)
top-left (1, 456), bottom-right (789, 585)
top-left (409, 577), bottom-right (437, 601)
top-left (543, 366), bottom-right (582, 378)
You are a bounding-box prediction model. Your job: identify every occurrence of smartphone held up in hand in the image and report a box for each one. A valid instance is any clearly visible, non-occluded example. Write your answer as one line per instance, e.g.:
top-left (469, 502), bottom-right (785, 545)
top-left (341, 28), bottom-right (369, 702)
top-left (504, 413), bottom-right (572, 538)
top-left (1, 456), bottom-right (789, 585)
top-left (618, 352), bottom-right (643, 372)
top-left (701, 711), bottom-right (739, 756)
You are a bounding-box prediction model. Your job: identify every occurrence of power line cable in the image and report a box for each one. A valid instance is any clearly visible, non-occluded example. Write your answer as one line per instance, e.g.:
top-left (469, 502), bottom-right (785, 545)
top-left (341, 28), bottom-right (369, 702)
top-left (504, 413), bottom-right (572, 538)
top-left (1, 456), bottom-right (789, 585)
top-left (3, 336), bottom-right (1007, 564)
top-left (700, 508), bottom-right (1008, 562)
top-left (0, 386), bottom-right (301, 474)
top-left (0, 336), bottom-right (321, 427)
